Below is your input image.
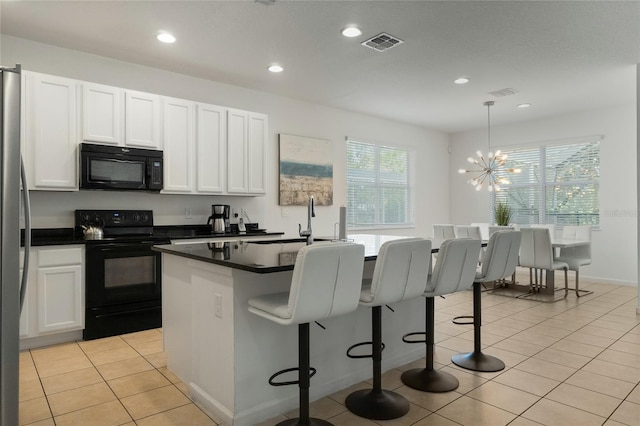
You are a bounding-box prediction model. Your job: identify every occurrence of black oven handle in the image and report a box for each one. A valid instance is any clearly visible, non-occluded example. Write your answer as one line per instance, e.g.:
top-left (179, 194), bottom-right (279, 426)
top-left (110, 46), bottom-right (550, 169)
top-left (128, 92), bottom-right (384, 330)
top-left (94, 305), bottom-right (160, 319)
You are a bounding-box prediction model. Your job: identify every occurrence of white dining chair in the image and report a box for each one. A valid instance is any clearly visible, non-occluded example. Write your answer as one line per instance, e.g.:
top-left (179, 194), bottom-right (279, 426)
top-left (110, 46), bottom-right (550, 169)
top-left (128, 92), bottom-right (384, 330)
top-left (455, 225), bottom-right (482, 240)
top-left (455, 225), bottom-right (484, 264)
top-left (530, 224), bottom-right (556, 239)
top-left (518, 228), bottom-right (569, 302)
top-left (556, 225), bottom-right (593, 297)
top-left (432, 224), bottom-right (455, 244)
top-left (471, 223), bottom-right (490, 241)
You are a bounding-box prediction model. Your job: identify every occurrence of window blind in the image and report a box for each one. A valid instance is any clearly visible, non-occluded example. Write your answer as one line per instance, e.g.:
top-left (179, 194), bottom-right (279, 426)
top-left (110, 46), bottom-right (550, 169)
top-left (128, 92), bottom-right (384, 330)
top-left (346, 139), bottom-right (412, 227)
top-left (494, 140), bottom-right (600, 226)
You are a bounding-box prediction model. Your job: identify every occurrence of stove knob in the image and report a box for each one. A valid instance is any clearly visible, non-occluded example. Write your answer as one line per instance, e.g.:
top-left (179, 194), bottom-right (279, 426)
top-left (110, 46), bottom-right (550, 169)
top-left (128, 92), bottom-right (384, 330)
top-left (142, 213), bottom-right (150, 223)
top-left (133, 214), bottom-right (141, 222)
top-left (81, 213), bottom-right (90, 223)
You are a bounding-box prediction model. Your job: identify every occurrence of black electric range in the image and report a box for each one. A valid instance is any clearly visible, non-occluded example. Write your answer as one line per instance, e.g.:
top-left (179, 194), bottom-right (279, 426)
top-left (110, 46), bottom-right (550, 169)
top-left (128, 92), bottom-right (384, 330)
top-left (76, 210), bottom-right (170, 340)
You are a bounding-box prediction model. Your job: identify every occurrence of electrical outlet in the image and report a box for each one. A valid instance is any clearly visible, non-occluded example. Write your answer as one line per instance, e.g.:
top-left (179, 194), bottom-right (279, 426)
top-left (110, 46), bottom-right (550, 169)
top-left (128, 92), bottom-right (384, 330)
top-left (281, 208), bottom-right (288, 217)
top-left (214, 293), bottom-right (222, 318)
top-left (185, 208), bottom-right (192, 219)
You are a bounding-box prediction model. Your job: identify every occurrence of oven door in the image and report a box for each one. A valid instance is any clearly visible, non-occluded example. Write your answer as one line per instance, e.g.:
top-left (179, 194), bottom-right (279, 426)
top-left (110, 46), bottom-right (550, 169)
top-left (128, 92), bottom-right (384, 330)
top-left (86, 242), bottom-right (161, 308)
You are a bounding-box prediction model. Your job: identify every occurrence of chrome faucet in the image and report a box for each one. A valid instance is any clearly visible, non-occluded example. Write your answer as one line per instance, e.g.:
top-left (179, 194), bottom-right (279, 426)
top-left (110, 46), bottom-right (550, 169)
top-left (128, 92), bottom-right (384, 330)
top-left (299, 195), bottom-right (316, 245)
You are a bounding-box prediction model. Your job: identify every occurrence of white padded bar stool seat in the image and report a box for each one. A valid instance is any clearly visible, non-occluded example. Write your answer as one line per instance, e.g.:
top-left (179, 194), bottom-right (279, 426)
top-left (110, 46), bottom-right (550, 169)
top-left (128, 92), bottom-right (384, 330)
top-left (248, 241), bottom-right (365, 426)
top-left (345, 238), bottom-right (431, 420)
top-left (249, 242), bottom-right (365, 325)
top-left (401, 238), bottom-right (481, 393)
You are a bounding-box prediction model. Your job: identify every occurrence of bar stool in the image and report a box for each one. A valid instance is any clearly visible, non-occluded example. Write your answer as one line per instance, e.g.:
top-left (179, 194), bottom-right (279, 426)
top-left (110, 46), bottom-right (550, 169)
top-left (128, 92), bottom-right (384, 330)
top-left (345, 238), bottom-right (432, 420)
top-left (248, 242), bottom-right (365, 426)
top-left (401, 238), bottom-right (481, 392)
top-left (451, 230), bottom-right (521, 372)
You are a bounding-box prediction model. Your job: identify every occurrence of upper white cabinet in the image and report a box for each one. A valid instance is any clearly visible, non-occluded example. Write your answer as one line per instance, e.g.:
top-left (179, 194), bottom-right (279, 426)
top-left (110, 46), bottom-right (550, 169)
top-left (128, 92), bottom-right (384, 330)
top-left (162, 97), bottom-right (194, 193)
top-left (81, 83), bottom-right (123, 145)
top-left (81, 82), bottom-right (161, 149)
top-left (196, 103), bottom-right (226, 193)
top-left (247, 112), bottom-right (267, 194)
top-left (163, 99), bottom-right (227, 195)
top-left (227, 109), bottom-right (267, 195)
top-left (125, 91), bottom-right (162, 149)
top-left (23, 71), bottom-right (78, 191)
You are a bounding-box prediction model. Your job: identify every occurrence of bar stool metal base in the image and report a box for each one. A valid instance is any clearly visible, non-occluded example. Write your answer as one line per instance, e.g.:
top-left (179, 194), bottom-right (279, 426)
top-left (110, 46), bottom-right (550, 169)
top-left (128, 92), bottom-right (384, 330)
top-left (400, 368), bottom-right (459, 393)
top-left (451, 351), bottom-right (505, 372)
top-left (275, 418), bottom-right (333, 426)
top-left (345, 389), bottom-right (409, 420)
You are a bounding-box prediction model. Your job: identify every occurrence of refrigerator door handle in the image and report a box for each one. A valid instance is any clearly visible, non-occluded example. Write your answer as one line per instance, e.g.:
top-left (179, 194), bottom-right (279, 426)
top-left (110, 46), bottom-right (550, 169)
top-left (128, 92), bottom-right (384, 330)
top-left (19, 156), bottom-right (30, 313)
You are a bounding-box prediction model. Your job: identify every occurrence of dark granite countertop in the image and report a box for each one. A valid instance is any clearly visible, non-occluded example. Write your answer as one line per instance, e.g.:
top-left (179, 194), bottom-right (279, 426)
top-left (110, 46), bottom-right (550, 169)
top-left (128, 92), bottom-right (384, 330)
top-left (153, 234), bottom-right (413, 274)
top-left (21, 225), bottom-right (284, 247)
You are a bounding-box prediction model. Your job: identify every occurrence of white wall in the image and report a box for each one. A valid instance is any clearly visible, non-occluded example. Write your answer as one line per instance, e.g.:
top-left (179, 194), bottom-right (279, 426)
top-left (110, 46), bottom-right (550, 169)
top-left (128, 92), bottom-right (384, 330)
top-left (450, 103), bottom-right (637, 285)
top-left (2, 35), bottom-right (450, 237)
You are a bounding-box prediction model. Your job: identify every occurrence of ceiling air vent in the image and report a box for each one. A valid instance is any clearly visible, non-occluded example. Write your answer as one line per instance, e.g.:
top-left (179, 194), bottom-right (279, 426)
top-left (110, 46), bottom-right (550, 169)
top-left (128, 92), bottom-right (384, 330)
top-left (488, 88), bottom-right (519, 98)
top-left (361, 33), bottom-right (404, 52)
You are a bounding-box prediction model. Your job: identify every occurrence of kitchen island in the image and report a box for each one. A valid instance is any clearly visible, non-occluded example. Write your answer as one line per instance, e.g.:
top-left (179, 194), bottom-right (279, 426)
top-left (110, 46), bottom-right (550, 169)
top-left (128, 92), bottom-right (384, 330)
top-left (154, 235), bottom-right (426, 426)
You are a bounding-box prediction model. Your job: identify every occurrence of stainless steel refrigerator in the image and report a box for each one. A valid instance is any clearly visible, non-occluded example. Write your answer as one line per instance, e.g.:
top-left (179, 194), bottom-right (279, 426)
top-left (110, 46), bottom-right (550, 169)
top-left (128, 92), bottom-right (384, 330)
top-left (1, 64), bottom-right (30, 425)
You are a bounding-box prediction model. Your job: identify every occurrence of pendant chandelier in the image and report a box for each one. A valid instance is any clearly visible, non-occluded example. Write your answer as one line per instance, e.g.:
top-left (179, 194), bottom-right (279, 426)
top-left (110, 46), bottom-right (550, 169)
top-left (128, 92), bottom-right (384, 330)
top-left (458, 101), bottom-right (521, 191)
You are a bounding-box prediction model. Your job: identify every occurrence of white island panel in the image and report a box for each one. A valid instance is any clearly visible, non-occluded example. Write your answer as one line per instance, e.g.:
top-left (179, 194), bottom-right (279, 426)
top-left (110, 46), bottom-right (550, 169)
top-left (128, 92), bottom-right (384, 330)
top-left (160, 241), bottom-right (425, 425)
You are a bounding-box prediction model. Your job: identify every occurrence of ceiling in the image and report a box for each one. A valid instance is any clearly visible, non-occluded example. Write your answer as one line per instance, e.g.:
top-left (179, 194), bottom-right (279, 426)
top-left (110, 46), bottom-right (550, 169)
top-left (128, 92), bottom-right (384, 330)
top-left (1, 0), bottom-right (639, 133)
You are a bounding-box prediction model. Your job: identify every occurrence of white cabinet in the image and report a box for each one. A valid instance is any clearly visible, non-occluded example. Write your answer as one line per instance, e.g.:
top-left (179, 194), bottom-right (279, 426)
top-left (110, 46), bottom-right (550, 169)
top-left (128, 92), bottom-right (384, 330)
top-left (227, 108), bottom-right (267, 195)
top-left (81, 83), bottom-right (123, 145)
top-left (81, 83), bottom-right (161, 149)
top-left (36, 246), bottom-right (84, 334)
top-left (125, 90), bottom-right (162, 149)
top-left (247, 112), bottom-right (267, 194)
top-left (162, 97), bottom-right (194, 193)
top-left (20, 246), bottom-right (84, 339)
top-left (163, 99), bottom-right (227, 194)
top-left (23, 71), bottom-right (78, 190)
top-left (196, 103), bottom-right (226, 193)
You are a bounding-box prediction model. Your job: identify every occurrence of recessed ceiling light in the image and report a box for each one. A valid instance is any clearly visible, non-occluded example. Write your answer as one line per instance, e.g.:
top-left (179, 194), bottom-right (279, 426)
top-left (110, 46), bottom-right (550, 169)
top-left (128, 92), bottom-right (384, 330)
top-left (454, 77), bottom-right (470, 84)
top-left (517, 103), bottom-right (532, 108)
top-left (157, 32), bottom-right (176, 43)
top-left (268, 64), bottom-right (284, 73)
top-left (342, 26), bottom-right (362, 38)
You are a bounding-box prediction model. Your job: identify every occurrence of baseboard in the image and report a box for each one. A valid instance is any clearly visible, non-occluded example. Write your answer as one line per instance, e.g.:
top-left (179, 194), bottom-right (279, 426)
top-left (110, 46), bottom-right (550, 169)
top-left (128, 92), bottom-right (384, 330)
top-left (189, 382), bottom-right (233, 426)
top-left (580, 275), bottom-right (637, 287)
top-left (189, 345), bottom-right (425, 426)
top-left (19, 329), bottom-right (83, 350)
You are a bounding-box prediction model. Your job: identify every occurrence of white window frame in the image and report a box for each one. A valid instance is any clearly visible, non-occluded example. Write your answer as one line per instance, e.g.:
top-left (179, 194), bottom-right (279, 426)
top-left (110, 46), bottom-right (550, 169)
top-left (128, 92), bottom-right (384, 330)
top-left (346, 137), bottom-right (414, 230)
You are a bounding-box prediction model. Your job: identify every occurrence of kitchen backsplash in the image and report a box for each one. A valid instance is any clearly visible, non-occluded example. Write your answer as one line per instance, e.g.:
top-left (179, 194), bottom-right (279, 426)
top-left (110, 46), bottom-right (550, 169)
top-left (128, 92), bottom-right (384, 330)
top-left (23, 190), bottom-right (265, 229)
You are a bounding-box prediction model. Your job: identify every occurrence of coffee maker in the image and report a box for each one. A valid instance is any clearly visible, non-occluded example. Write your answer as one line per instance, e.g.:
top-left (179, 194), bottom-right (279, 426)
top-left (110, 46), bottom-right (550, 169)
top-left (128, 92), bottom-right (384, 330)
top-left (207, 204), bottom-right (230, 233)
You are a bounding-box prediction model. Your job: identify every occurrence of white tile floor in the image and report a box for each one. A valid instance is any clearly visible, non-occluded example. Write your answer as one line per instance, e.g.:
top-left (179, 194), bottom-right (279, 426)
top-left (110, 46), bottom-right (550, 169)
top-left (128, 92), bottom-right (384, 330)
top-left (19, 274), bottom-right (639, 426)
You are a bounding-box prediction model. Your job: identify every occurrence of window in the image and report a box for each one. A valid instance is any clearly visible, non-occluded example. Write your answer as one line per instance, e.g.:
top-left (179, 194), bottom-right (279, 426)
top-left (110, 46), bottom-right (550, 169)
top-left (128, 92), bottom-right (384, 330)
top-left (493, 138), bottom-right (600, 226)
top-left (346, 138), bottom-right (412, 228)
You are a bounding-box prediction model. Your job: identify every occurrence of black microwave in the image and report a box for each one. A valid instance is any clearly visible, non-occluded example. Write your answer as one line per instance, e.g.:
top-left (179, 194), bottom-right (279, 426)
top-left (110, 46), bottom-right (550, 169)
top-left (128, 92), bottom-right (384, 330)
top-left (80, 143), bottom-right (163, 191)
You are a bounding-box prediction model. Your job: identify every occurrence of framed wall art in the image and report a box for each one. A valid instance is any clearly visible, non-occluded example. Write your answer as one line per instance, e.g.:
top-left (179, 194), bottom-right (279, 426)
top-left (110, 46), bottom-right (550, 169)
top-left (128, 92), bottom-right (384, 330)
top-left (279, 134), bottom-right (333, 206)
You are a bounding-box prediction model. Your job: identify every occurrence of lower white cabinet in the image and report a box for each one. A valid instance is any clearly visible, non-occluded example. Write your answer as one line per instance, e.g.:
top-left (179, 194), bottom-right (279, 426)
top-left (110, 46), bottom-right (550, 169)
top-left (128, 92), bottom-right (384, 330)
top-left (20, 245), bottom-right (84, 339)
